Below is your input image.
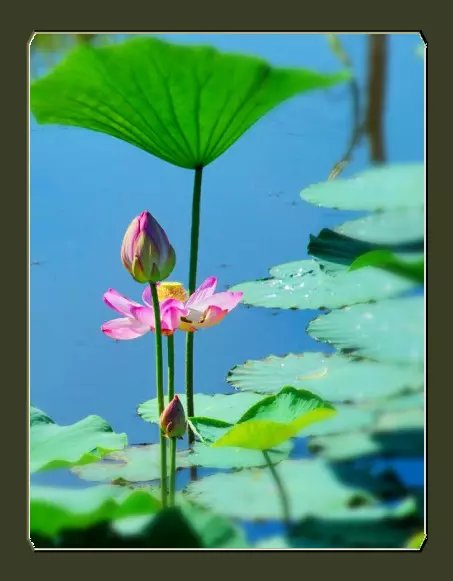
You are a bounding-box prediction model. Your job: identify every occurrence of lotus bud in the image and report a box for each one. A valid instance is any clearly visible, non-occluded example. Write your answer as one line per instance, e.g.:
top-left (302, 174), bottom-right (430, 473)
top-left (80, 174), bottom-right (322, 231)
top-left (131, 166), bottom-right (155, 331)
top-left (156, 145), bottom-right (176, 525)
top-left (160, 395), bottom-right (186, 439)
top-left (121, 211), bottom-right (176, 283)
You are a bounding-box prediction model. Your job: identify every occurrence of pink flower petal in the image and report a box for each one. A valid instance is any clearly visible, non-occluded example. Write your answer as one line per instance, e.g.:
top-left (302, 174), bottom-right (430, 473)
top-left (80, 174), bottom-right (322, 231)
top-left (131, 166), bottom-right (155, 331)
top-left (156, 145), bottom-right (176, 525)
top-left (194, 305), bottom-right (228, 329)
top-left (141, 285), bottom-right (152, 307)
top-left (101, 317), bottom-right (149, 340)
top-left (186, 277), bottom-right (218, 309)
top-left (103, 289), bottom-right (141, 317)
top-left (131, 306), bottom-right (155, 327)
top-left (194, 291), bottom-right (243, 313)
top-left (161, 299), bottom-right (189, 332)
top-left (131, 299), bottom-right (188, 334)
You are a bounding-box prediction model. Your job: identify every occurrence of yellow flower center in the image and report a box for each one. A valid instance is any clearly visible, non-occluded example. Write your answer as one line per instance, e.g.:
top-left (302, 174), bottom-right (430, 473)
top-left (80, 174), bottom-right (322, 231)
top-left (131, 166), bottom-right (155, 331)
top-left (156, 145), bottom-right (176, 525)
top-left (157, 282), bottom-right (189, 303)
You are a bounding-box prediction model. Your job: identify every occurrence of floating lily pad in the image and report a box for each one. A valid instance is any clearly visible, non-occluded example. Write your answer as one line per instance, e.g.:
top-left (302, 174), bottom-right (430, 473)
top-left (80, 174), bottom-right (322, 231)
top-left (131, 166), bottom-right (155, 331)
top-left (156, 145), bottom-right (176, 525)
top-left (309, 423), bottom-right (423, 461)
top-left (72, 445), bottom-right (191, 483)
top-left (31, 36), bottom-right (347, 169)
top-left (30, 485), bottom-right (161, 537)
top-left (300, 164), bottom-right (424, 211)
top-left (308, 297), bottom-right (424, 364)
top-left (185, 458), bottom-right (372, 520)
top-left (228, 352), bottom-right (423, 402)
top-left (335, 208), bottom-right (424, 245)
top-left (189, 441), bottom-right (292, 469)
top-left (30, 407), bottom-right (127, 473)
top-left (231, 258), bottom-right (415, 310)
top-left (138, 391), bottom-right (262, 425)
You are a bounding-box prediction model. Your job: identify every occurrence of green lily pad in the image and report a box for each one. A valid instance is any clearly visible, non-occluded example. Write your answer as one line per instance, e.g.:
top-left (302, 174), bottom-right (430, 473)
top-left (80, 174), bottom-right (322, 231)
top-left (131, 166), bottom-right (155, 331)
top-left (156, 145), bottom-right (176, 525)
top-left (335, 208), bottom-right (424, 245)
top-left (72, 445), bottom-right (191, 483)
top-left (185, 458), bottom-right (372, 520)
top-left (30, 36), bottom-right (347, 169)
top-left (228, 352), bottom-right (423, 401)
top-left (231, 258), bottom-right (415, 310)
top-left (30, 407), bottom-right (127, 473)
top-left (309, 428), bottom-right (423, 461)
top-left (138, 391), bottom-right (262, 425)
top-left (300, 164), bottom-right (424, 210)
top-left (30, 485), bottom-right (161, 537)
top-left (308, 297), bottom-right (424, 364)
top-left (189, 441), bottom-right (292, 469)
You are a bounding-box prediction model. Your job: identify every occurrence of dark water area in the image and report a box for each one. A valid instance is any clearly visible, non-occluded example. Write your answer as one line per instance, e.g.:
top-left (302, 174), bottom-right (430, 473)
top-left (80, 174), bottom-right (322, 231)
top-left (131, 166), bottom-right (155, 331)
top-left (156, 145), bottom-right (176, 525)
top-left (30, 32), bottom-right (424, 516)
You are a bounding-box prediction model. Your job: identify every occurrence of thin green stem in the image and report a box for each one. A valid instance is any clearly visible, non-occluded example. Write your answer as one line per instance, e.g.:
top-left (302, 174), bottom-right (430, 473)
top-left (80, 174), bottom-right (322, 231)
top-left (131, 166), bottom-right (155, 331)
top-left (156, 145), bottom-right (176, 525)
top-left (263, 450), bottom-right (291, 533)
top-left (167, 334), bottom-right (176, 506)
top-left (186, 166), bottom-right (203, 445)
top-left (167, 335), bottom-right (175, 400)
top-left (150, 282), bottom-right (167, 508)
top-left (169, 437), bottom-right (177, 506)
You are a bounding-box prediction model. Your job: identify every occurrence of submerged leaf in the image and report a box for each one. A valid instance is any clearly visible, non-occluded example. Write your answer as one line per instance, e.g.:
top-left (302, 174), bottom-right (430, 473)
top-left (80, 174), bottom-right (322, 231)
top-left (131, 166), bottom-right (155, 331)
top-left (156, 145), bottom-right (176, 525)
top-left (31, 36), bottom-right (348, 169)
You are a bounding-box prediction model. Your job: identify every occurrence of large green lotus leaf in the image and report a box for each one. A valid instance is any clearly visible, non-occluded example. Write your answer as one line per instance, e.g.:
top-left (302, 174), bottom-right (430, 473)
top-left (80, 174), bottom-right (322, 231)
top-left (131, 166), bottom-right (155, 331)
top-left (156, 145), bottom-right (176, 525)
top-left (189, 440), bottom-right (292, 469)
top-left (308, 297), bottom-right (424, 364)
top-left (335, 208), bottom-right (424, 245)
top-left (30, 407), bottom-right (127, 473)
top-left (30, 484), bottom-right (161, 537)
top-left (189, 387), bottom-right (335, 450)
top-left (30, 36), bottom-right (348, 169)
top-left (211, 386), bottom-right (335, 450)
top-left (185, 458), bottom-right (372, 520)
top-left (228, 352), bottom-right (423, 402)
top-left (300, 164), bottom-right (424, 210)
top-left (231, 258), bottom-right (415, 310)
top-left (72, 445), bottom-right (191, 483)
top-left (138, 391), bottom-right (262, 425)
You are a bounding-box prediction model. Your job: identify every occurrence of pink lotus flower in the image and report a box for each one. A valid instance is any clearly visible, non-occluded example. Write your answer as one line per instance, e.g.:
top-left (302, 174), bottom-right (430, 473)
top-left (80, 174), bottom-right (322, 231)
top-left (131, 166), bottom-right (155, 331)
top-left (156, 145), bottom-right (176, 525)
top-left (141, 276), bottom-right (243, 332)
top-left (101, 277), bottom-right (243, 340)
top-left (101, 288), bottom-right (187, 340)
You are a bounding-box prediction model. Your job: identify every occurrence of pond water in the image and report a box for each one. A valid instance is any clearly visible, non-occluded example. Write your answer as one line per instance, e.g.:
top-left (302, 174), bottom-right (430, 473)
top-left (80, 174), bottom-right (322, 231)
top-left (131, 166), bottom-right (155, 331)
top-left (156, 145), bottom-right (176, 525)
top-left (30, 33), bottom-right (424, 537)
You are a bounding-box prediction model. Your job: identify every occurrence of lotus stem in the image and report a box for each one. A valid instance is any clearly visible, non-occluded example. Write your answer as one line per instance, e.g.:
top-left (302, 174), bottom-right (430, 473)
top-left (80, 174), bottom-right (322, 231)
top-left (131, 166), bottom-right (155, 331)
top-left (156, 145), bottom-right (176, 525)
top-left (263, 450), bottom-right (291, 534)
top-left (150, 282), bottom-right (168, 507)
top-left (186, 166), bottom-right (203, 444)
